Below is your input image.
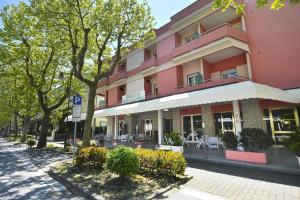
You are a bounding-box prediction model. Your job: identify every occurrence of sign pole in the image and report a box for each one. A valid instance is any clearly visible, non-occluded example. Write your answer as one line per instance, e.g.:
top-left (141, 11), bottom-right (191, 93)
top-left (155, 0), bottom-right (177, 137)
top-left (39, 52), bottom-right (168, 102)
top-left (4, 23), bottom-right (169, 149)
top-left (72, 94), bottom-right (82, 165)
top-left (73, 121), bottom-right (77, 164)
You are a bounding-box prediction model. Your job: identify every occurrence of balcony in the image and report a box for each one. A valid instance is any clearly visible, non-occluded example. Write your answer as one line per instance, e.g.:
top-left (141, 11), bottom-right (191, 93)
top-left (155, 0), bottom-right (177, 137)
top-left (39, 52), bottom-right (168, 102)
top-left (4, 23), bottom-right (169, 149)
top-left (141, 57), bottom-right (159, 71)
top-left (176, 76), bottom-right (249, 94)
top-left (95, 99), bottom-right (107, 110)
top-left (173, 24), bottom-right (247, 58)
top-left (113, 69), bottom-right (128, 82)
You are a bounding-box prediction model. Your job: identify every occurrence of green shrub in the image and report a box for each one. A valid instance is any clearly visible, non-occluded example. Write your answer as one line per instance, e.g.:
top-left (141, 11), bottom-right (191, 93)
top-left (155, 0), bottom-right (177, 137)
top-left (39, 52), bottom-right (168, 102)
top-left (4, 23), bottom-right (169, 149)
top-left (19, 134), bottom-right (27, 143)
top-left (240, 128), bottom-right (273, 152)
top-left (76, 146), bottom-right (108, 169)
top-left (65, 141), bottom-right (72, 152)
top-left (27, 139), bottom-right (36, 149)
top-left (26, 135), bottom-right (33, 140)
top-left (221, 132), bottom-right (238, 150)
top-left (284, 129), bottom-right (300, 156)
top-left (106, 146), bottom-right (139, 177)
top-left (164, 132), bottom-right (183, 146)
top-left (135, 148), bottom-right (186, 176)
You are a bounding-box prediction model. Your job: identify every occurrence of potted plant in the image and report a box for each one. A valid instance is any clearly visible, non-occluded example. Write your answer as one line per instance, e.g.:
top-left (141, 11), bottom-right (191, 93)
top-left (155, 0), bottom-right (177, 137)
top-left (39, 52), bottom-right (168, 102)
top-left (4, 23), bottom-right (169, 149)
top-left (161, 132), bottom-right (184, 153)
top-left (223, 128), bottom-right (273, 164)
top-left (284, 129), bottom-right (300, 167)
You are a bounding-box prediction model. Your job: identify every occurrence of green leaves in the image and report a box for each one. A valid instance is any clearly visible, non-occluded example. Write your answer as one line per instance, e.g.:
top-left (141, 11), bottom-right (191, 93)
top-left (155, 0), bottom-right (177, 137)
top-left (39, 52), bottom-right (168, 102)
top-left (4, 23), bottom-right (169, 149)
top-left (212, 0), bottom-right (299, 13)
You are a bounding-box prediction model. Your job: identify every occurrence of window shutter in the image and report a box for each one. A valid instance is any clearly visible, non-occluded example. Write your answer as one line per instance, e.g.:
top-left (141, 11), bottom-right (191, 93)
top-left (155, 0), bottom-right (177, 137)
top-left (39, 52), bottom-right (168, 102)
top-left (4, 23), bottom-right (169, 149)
top-left (195, 73), bottom-right (203, 84)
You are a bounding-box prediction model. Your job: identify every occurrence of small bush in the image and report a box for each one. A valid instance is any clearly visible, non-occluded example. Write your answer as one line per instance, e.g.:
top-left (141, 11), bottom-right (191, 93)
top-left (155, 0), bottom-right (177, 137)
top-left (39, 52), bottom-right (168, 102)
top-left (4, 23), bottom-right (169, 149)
top-left (164, 132), bottom-right (183, 146)
top-left (240, 128), bottom-right (273, 152)
top-left (284, 129), bottom-right (300, 156)
top-left (76, 146), bottom-right (108, 169)
top-left (135, 148), bottom-right (186, 176)
top-left (26, 135), bottom-right (33, 140)
top-left (106, 146), bottom-right (139, 177)
top-left (27, 139), bottom-right (36, 149)
top-left (65, 141), bottom-right (72, 152)
top-left (221, 132), bottom-right (238, 150)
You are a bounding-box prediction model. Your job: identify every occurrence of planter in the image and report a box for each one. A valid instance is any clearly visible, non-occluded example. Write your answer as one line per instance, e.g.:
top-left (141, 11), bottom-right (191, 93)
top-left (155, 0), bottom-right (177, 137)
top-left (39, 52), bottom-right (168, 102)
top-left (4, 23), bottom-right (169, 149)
top-left (159, 145), bottom-right (183, 153)
top-left (296, 156), bottom-right (300, 167)
top-left (225, 150), bottom-right (267, 164)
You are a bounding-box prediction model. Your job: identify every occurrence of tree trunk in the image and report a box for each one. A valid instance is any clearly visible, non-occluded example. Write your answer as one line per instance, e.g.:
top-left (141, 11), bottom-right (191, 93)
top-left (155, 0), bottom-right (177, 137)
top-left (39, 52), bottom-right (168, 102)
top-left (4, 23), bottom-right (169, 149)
top-left (37, 111), bottom-right (50, 148)
top-left (82, 84), bottom-right (97, 147)
top-left (14, 112), bottom-right (18, 135)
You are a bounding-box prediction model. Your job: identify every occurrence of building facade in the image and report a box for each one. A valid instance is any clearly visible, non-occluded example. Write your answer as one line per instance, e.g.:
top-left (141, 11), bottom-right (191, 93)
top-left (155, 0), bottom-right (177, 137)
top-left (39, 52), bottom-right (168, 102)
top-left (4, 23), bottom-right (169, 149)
top-left (93, 0), bottom-right (300, 144)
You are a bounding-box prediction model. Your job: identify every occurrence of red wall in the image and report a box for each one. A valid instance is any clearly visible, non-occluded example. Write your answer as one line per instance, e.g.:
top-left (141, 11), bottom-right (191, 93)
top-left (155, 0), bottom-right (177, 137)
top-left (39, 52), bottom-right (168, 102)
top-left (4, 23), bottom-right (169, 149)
top-left (157, 35), bottom-right (175, 58)
top-left (211, 104), bottom-right (233, 113)
top-left (210, 53), bottom-right (246, 74)
top-left (157, 67), bottom-right (178, 95)
top-left (144, 78), bottom-right (152, 94)
top-left (180, 107), bottom-right (202, 115)
top-left (245, 1), bottom-right (300, 89)
top-left (176, 66), bottom-right (184, 86)
top-left (259, 100), bottom-right (296, 109)
top-left (107, 87), bottom-right (118, 107)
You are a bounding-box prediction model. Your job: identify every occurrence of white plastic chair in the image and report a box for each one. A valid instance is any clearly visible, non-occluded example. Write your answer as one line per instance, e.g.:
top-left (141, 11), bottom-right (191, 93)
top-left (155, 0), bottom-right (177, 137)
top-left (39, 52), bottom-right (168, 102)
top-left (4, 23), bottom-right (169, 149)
top-left (105, 134), bottom-right (112, 141)
top-left (120, 134), bottom-right (128, 143)
top-left (208, 137), bottom-right (219, 150)
top-left (196, 136), bottom-right (205, 149)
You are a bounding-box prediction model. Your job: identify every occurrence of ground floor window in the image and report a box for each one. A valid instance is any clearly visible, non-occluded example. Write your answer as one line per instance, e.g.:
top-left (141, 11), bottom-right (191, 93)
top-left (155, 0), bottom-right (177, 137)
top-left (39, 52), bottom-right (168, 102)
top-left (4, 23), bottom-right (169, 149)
top-left (214, 112), bottom-right (235, 136)
top-left (182, 115), bottom-right (202, 141)
top-left (164, 118), bottom-right (173, 133)
top-left (263, 107), bottom-right (299, 141)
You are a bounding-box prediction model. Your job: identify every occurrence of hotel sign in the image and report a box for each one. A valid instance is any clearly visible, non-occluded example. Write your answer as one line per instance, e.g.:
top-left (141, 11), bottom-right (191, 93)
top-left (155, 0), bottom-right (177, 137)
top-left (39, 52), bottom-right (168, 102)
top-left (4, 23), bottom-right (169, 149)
top-left (122, 90), bottom-right (145, 104)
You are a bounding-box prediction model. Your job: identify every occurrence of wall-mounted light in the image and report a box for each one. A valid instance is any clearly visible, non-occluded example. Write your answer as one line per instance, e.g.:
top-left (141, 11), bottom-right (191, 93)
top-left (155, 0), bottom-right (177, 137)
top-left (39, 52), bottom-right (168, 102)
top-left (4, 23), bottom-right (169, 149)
top-left (163, 109), bottom-right (169, 112)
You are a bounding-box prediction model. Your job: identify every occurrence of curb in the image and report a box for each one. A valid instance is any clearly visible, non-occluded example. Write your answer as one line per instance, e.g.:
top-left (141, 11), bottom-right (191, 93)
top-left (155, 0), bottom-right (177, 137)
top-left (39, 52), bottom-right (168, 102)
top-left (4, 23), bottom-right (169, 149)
top-left (185, 156), bottom-right (300, 176)
top-left (48, 169), bottom-right (103, 200)
top-left (48, 169), bottom-right (192, 200)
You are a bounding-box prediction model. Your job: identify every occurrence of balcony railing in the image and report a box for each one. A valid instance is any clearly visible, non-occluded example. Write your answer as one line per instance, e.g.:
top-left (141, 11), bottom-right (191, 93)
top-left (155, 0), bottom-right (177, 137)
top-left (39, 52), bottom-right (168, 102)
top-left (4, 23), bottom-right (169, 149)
top-left (177, 75), bottom-right (249, 94)
top-left (141, 56), bottom-right (159, 71)
top-left (173, 24), bottom-right (247, 58)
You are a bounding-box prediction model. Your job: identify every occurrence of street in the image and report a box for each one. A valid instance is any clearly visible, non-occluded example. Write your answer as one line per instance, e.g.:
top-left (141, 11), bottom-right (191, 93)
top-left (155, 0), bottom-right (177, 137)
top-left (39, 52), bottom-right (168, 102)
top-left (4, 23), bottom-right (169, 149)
top-left (0, 137), bottom-right (83, 200)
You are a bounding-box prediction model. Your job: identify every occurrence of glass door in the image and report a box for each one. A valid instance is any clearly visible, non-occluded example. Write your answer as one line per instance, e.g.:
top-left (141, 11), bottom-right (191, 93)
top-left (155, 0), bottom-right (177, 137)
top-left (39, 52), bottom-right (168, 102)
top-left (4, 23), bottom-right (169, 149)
top-left (143, 119), bottom-right (153, 139)
top-left (182, 115), bottom-right (202, 141)
top-left (214, 112), bottom-right (235, 136)
top-left (164, 118), bottom-right (173, 133)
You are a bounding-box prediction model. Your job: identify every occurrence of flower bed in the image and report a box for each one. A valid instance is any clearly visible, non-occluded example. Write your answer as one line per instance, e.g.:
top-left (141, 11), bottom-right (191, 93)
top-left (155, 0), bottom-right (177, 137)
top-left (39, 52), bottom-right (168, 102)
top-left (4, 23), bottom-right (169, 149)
top-left (51, 146), bottom-right (189, 199)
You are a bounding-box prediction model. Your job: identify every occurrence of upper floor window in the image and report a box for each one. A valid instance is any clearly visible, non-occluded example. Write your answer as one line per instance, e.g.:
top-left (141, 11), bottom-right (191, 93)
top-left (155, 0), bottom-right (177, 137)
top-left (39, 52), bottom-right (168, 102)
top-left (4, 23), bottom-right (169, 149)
top-left (187, 72), bottom-right (203, 86)
top-left (185, 32), bottom-right (200, 44)
top-left (221, 68), bottom-right (237, 78)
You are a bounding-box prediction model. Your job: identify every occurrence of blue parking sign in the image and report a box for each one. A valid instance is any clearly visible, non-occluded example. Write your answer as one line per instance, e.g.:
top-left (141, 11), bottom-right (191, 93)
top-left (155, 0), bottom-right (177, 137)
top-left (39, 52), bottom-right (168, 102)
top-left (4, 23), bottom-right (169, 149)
top-left (73, 95), bottom-right (82, 105)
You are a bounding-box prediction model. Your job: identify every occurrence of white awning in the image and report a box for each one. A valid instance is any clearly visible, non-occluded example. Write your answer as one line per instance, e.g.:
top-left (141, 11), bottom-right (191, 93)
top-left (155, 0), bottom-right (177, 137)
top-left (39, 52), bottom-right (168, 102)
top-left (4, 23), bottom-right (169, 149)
top-left (92, 81), bottom-right (299, 118)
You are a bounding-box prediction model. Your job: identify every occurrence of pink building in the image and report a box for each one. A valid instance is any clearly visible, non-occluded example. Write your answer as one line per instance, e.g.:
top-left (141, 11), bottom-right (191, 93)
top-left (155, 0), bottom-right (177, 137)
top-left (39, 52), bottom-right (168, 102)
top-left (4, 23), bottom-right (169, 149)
top-left (94, 0), bottom-right (300, 144)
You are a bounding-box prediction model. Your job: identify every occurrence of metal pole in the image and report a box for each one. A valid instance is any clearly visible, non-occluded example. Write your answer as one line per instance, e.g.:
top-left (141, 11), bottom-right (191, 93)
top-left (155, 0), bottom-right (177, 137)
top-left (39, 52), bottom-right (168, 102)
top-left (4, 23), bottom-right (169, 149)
top-left (73, 121), bottom-right (77, 164)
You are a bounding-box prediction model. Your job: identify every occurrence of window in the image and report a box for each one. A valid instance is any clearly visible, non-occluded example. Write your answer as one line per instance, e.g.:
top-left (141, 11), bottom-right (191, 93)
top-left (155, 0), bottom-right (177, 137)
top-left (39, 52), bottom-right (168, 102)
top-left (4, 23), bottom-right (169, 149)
top-left (187, 73), bottom-right (203, 86)
top-left (221, 68), bottom-right (237, 78)
top-left (271, 109), bottom-right (298, 132)
top-left (185, 32), bottom-right (200, 44)
top-left (214, 112), bottom-right (235, 136)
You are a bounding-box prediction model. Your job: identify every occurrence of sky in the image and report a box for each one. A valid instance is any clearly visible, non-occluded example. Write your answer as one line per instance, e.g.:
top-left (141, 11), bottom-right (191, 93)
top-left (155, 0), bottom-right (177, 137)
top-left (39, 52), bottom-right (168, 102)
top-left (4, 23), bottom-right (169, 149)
top-left (0, 0), bottom-right (197, 28)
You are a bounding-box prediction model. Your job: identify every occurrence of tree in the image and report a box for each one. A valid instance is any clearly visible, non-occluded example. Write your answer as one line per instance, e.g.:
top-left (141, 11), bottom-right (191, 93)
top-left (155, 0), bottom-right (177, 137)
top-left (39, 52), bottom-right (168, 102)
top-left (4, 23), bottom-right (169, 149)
top-left (37, 0), bottom-right (155, 147)
top-left (212, 0), bottom-right (300, 13)
top-left (0, 2), bottom-right (72, 148)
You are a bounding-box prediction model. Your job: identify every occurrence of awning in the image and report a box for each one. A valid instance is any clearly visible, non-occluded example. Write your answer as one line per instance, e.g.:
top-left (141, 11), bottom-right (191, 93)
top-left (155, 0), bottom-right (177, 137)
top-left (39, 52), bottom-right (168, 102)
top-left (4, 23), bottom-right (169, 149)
top-left (93, 81), bottom-right (299, 118)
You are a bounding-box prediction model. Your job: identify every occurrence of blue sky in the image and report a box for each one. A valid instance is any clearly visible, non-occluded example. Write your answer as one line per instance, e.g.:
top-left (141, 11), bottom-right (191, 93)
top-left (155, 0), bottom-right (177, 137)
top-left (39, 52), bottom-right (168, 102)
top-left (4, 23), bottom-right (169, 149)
top-left (0, 0), bottom-right (197, 28)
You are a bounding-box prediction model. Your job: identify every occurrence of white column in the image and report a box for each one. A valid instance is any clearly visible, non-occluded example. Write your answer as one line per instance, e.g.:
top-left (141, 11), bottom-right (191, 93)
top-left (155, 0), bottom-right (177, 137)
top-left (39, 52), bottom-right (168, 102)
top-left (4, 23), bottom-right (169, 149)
top-left (241, 15), bottom-right (246, 32)
top-left (158, 109), bottom-right (163, 145)
top-left (232, 100), bottom-right (242, 136)
top-left (114, 115), bottom-right (118, 139)
top-left (246, 52), bottom-right (253, 79)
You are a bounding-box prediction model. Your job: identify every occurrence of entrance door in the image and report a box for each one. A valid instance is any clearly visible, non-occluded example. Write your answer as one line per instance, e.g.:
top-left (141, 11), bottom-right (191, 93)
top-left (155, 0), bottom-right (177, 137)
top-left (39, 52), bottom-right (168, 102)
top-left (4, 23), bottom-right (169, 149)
top-left (142, 119), bottom-right (153, 139)
top-left (164, 118), bottom-right (173, 133)
top-left (182, 115), bottom-right (202, 141)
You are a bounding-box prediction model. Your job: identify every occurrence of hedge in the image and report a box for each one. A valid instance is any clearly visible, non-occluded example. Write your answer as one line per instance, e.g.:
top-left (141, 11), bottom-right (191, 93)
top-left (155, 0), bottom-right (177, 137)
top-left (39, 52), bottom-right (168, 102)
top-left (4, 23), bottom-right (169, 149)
top-left (135, 148), bottom-right (186, 176)
top-left (75, 146), bottom-right (108, 169)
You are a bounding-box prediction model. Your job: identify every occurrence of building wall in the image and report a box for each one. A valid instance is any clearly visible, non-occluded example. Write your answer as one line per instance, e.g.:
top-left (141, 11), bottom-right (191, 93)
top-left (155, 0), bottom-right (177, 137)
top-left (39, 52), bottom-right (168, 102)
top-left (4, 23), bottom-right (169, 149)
top-left (156, 34), bottom-right (175, 58)
top-left (245, 1), bottom-right (300, 89)
top-left (127, 50), bottom-right (144, 71)
top-left (157, 67), bottom-right (179, 95)
top-left (107, 87), bottom-right (119, 107)
top-left (201, 104), bottom-right (215, 136)
top-left (210, 54), bottom-right (247, 74)
top-left (241, 99), bottom-right (263, 129)
top-left (126, 78), bottom-right (144, 95)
